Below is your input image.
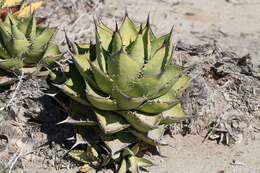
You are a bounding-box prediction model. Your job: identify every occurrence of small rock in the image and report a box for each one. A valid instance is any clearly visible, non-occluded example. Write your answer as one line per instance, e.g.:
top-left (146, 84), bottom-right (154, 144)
top-left (231, 159), bottom-right (245, 166)
top-left (47, 159), bottom-right (55, 167)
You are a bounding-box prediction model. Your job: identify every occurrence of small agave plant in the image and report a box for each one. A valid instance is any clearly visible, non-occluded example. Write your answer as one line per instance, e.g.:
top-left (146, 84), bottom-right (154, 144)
top-left (52, 13), bottom-right (190, 172)
top-left (0, 13), bottom-right (63, 86)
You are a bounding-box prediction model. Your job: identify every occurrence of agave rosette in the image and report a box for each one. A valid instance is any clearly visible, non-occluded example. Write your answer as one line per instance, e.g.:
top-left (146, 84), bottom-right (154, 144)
top-left (52, 13), bottom-right (189, 171)
top-left (0, 13), bottom-right (62, 86)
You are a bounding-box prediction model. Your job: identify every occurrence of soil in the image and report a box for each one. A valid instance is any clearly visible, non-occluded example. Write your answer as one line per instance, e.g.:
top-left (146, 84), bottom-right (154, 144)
top-left (0, 0), bottom-right (260, 173)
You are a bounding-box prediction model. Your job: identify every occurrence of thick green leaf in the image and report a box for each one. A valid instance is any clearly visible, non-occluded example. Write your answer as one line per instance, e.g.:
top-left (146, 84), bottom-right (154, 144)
top-left (150, 33), bottom-right (170, 58)
top-left (135, 157), bottom-right (153, 167)
top-left (5, 14), bottom-right (19, 26)
top-left (150, 64), bottom-right (184, 99)
top-left (102, 131), bottom-right (136, 155)
top-left (18, 15), bottom-right (33, 35)
top-left (128, 64), bottom-right (183, 99)
top-left (95, 22), bottom-right (112, 72)
top-left (110, 30), bottom-right (122, 53)
top-left (95, 32), bottom-right (107, 72)
top-left (142, 22), bottom-right (153, 60)
top-left (11, 39), bottom-right (30, 56)
top-left (101, 154), bottom-right (111, 167)
top-left (171, 75), bottom-right (190, 94)
top-left (40, 46), bottom-right (62, 65)
top-left (0, 23), bottom-right (12, 54)
top-left (58, 116), bottom-right (97, 126)
top-left (29, 17), bottom-right (37, 41)
top-left (43, 45), bottom-right (60, 58)
top-left (35, 26), bottom-right (45, 36)
top-left (142, 44), bottom-right (166, 76)
top-left (74, 42), bottom-right (90, 54)
top-left (72, 54), bottom-right (99, 90)
top-left (69, 147), bottom-right (99, 164)
top-left (122, 148), bottom-right (134, 158)
top-left (118, 158), bottom-right (127, 173)
top-left (32, 27), bottom-right (57, 51)
top-left (126, 30), bottom-right (144, 66)
top-left (107, 51), bottom-right (141, 94)
top-left (119, 111), bottom-right (162, 132)
top-left (23, 51), bottom-right (44, 65)
top-left (127, 155), bottom-right (138, 173)
top-left (10, 22), bottom-right (26, 40)
top-left (85, 81), bottom-right (118, 110)
top-left (137, 88), bottom-right (179, 114)
top-left (53, 64), bottom-right (90, 106)
top-left (0, 58), bottom-right (23, 69)
top-left (86, 145), bottom-right (99, 161)
top-left (130, 74), bottom-right (163, 97)
top-left (162, 32), bottom-right (173, 69)
top-left (89, 60), bottom-right (113, 94)
top-left (94, 109), bottom-right (130, 134)
top-left (119, 14), bottom-right (138, 46)
top-left (160, 103), bottom-right (186, 124)
top-left (54, 78), bottom-right (90, 106)
top-left (0, 40), bottom-right (11, 59)
top-left (129, 125), bottom-right (166, 146)
top-left (112, 85), bottom-right (147, 110)
top-left (68, 150), bottom-right (91, 164)
top-left (96, 22), bottom-right (113, 50)
top-left (131, 144), bottom-right (140, 156)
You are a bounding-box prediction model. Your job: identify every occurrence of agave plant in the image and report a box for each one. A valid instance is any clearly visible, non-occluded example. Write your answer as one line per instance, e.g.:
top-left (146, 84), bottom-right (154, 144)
top-left (0, 13), bottom-right (62, 86)
top-left (52, 13), bottom-right (189, 172)
top-left (0, 0), bottom-right (43, 22)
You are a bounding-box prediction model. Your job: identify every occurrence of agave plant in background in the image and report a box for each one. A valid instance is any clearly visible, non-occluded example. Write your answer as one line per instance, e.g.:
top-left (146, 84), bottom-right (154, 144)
top-left (51, 13), bottom-right (190, 172)
top-left (0, 0), bottom-right (44, 22)
top-left (0, 13), bottom-right (63, 86)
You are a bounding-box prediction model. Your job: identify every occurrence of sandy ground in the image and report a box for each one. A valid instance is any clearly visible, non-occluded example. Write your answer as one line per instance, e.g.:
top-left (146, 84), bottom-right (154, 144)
top-left (149, 134), bottom-right (260, 173)
top-left (1, 0), bottom-right (260, 172)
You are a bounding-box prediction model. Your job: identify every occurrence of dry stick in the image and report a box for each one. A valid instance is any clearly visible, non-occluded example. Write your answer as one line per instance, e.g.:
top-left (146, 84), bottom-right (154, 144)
top-left (0, 69), bottom-right (24, 111)
top-left (2, 139), bottom-right (29, 173)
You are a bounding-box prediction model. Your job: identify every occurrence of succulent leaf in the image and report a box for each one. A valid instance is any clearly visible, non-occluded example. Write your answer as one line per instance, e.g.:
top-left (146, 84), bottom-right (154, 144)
top-left (135, 157), bottom-right (153, 167)
top-left (107, 51), bottom-right (140, 94)
top-left (142, 43), bottom-right (166, 76)
top-left (32, 27), bottom-right (56, 51)
top-left (130, 125), bottom-right (165, 146)
top-left (72, 54), bottom-right (99, 90)
top-left (0, 40), bottom-right (10, 59)
top-left (118, 158), bottom-right (127, 173)
top-left (102, 131), bottom-right (136, 155)
top-left (0, 58), bottom-right (22, 69)
top-left (94, 109), bottom-right (130, 134)
top-left (137, 89), bottom-right (179, 114)
top-left (11, 39), bottom-right (30, 56)
top-left (126, 30), bottom-right (145, 67)
top-left (54, 14), bottom-right (189, 171)
top-left (112, 85), bottom-right (147, 110)
top-left (119, 111), bottom-right (162, 132)
top-left (96, 22), bottom-right (113, 50)
top-left (54, 64), bottom-right (90, 106)
top-left (119, 14), bottom-right (138, 46)
top-left (111, 29), bottom-right (122, 53)
top-left (160, 103), bottom-right (186, 124)
top-left (0, 14), bottom-right (62, 86)
top-left (89, 60), bottom-right (113, 94)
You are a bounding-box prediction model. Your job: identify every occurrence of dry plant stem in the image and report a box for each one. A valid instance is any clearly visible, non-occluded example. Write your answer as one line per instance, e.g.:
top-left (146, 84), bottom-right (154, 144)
top-left (0, 69), bottom-right (24, 111)
top-left (1, 139), bottom-right (29, 173)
